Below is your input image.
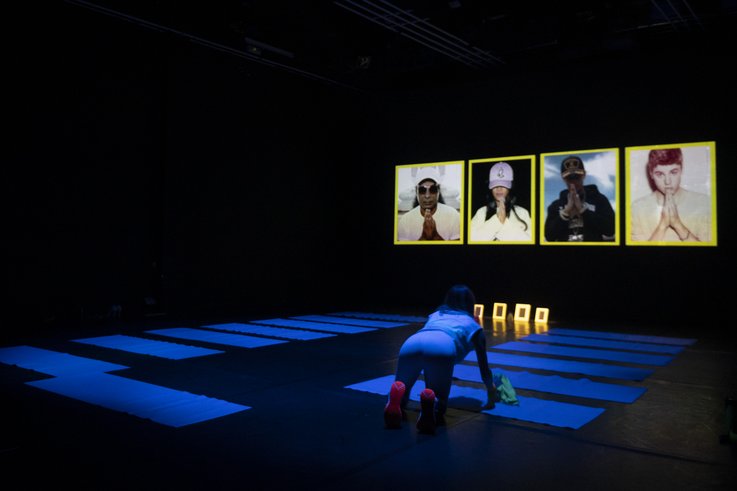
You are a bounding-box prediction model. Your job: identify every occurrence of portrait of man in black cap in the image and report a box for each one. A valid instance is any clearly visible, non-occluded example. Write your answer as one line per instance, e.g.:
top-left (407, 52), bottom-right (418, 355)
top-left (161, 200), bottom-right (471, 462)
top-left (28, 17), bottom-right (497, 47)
top-left (543, 154), bottom-right (616, 243)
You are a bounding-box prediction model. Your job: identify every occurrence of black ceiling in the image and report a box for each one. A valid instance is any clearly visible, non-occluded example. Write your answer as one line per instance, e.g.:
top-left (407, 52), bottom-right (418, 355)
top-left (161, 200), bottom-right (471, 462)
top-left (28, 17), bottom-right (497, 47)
top-left (65, 0), bottom-right (737, 91)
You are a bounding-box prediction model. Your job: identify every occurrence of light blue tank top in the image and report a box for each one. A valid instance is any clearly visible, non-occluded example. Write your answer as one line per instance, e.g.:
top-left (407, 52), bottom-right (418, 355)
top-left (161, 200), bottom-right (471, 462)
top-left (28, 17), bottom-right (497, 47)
top-left (419, 309), bottom-right (481, 362)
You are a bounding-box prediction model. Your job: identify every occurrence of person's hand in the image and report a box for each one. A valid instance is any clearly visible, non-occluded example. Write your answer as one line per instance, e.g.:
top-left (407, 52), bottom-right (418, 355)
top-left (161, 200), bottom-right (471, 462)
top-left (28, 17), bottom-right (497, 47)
top-left (662, 191), bottom-right (676, 226)
top-left (421, 209), bottom-right (438, 240)
top-left (564, 183), bottom-right (584, 217)
top-left (649, 192), bottom-right (672, 241)
top-left (482, 382), bottom-right (498, 410)
top-left (664, 191), bottom-right (691, 240)
top-left (496, 198), bottom-right (507, 223)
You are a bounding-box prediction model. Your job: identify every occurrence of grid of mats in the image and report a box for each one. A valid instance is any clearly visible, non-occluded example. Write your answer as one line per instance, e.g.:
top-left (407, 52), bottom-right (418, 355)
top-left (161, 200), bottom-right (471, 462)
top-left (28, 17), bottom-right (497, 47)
top-left (0, 313), bottom-right (418, 427)
top-left (1, 313), bottom-right (697, 429)
top-left (345, 325), bottom-right (697, 429)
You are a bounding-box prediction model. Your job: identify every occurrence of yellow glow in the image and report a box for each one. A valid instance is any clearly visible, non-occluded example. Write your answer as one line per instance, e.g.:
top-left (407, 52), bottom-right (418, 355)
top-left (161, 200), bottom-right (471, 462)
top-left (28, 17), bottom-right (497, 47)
top-left (533, 322), bottom-right (550, 334)
top-left (492, 319), bottom-right (506, 333)
top-left (492, 303), bottom-right (507, 320)
top-left (474, 304), bottom-right (485, 321)
top-left (514, 303), bottom-right (532, 322)
top-left (513, 321), bottom-right (532, 336)
top-left (534, 307), bottom-right (550, 324)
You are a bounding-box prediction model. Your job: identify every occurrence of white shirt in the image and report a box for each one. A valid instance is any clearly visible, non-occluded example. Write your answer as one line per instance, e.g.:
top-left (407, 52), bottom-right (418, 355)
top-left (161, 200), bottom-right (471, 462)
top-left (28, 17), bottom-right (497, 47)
top-left (397, 203), bottom-right (461, 241)
top-left (419, 310), bottom-right (482, 363)
top-left (630, 188), bottom-right (711, 242)
top-left (470, 206), bottom-right (531, 242)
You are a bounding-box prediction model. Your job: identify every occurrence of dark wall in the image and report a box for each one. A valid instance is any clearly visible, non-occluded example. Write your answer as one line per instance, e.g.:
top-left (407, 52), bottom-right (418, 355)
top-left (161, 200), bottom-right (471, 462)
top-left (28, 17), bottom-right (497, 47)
top-left (158, 44), bottom-right (364, 319)
top-left (353, 45), bottom-right (736, 328)
top-left (4, 2), bottom-right (366, 332)
top-left (5, 3), bottom-right (167, 330)
top-left (4, 3), bottom-right (734, 337)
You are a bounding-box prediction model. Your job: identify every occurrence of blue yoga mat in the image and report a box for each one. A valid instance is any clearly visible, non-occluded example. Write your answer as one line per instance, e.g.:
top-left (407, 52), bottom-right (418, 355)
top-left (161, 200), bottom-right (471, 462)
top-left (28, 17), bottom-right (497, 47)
top-left (494, 341), bottom-right (673, 366)
top-left (73, 335), bottom-right (224, 359)
top-left (464, 351), bottom-right (653, 381)
top-left (201, 323), bottom-right (336, 341)
top-left (290, 315), bottom-right (407, 329)
top-left (548, 328), bottom-right (696, 346)
top-left (452, 364), bottom-right (646, 403)
top-left (0, 345), bottom-right (128, 376)
top-left (521, 333), bottom-right (683, 355)
top-left (28, 372), bottom-right (249, 427)
top-left (330, 312), bottom-right (427, 323)
top-left (250, 318), bottom-right (375, 334)
top-left (346, 375), bottom-right (604, 429)
top-left (481, 392), bottom-right (604, 430)
top-left (145, 328), bottom-right (288, 349)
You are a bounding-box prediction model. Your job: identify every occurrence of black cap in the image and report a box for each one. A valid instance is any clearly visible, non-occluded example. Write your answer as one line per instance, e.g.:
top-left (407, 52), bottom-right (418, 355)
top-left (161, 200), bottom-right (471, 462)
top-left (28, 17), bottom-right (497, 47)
top-left (561, 156), bottom-right (585, 178)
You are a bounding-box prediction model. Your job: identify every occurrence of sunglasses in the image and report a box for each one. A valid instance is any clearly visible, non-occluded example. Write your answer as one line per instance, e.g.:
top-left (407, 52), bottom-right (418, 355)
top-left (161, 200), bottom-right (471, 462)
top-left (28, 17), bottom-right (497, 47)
top-left (417, 184), bottom-right (439, 195)
top-left (563, 159), bottom-right (584, 171)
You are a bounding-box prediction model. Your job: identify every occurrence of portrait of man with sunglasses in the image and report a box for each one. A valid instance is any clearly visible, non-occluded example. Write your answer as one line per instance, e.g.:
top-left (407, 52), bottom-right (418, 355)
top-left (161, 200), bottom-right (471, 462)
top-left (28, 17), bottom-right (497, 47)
top-left (396, 166), bottom-right (460, 241)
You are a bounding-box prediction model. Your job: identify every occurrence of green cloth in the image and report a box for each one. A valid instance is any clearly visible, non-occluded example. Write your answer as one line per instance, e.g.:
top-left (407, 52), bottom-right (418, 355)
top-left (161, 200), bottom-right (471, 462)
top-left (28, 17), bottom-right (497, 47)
top-left (494, 373), bottom-right (519, 406)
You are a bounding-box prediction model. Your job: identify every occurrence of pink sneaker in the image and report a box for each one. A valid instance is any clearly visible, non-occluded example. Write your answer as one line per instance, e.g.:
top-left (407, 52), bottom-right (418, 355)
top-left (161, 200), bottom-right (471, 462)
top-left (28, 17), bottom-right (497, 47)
top-left (416, 388), bottom-right (436, 435)
top-left (384, 381), bottom-right (406, 429)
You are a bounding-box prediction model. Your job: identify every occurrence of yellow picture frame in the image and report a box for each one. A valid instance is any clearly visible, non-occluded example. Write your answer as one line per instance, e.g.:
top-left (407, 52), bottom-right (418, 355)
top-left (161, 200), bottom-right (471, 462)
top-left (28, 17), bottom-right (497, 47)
top-left (394, 161), bottom-right (465, 245)
top-left (625, 141), bottom-right (717, 246)
top-left (467, 155), bottom-right (536, 245)
top-left (540, 148), bottom-right (620, 246)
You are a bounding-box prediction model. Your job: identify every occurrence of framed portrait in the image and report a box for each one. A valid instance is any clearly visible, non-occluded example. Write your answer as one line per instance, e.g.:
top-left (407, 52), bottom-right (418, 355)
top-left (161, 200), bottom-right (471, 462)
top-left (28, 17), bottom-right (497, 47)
top-left (540, 148), bottom-right (619, 246)
top-left (625, 141), bottom-right (717, 246)
top-left (394, 161), bottom-right (464, 244)
top-left (467, 155), bottom-right (536, 245)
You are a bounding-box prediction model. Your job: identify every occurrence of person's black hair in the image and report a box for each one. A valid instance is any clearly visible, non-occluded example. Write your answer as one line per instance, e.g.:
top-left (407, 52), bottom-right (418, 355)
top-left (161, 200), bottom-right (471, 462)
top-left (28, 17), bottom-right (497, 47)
top-left (440, 284), bottom-right (476, 316)
top-left (484, 191), bottom-right (529, 231)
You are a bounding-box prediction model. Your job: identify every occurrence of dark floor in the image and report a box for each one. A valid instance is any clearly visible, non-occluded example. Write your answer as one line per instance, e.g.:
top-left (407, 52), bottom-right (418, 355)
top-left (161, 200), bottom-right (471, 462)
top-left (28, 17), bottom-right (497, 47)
top-left (1, 311), bottom-right (736, 491)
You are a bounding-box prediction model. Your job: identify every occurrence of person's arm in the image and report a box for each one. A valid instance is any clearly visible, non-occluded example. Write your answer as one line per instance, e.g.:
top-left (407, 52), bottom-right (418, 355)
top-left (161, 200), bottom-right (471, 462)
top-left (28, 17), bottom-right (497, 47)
top-left (420, 209), bottom-right (444, 240)
top-left (582, 193), bottom-right (615, 238)
top-left (544, 199), bottom-right (569, 242)
top-left (663, 191), bottom-right (700, 241)
top-left (472, 330), bottom-right (497, 409)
